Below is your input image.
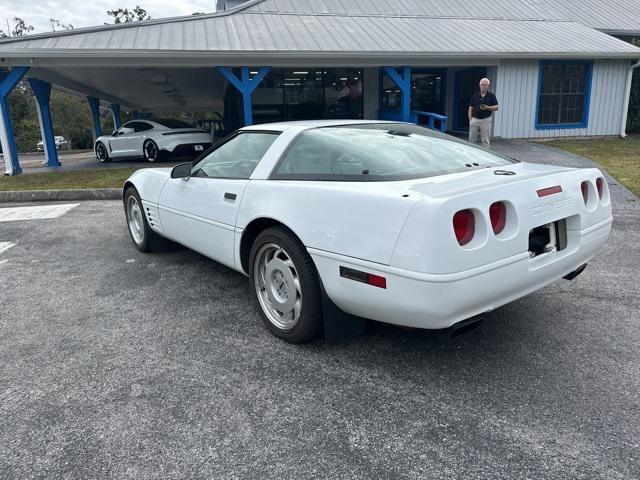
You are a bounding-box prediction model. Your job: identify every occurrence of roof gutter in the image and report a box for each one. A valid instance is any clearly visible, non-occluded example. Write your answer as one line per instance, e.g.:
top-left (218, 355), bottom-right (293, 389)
top-left (619, 58), bottom-right (640, 138)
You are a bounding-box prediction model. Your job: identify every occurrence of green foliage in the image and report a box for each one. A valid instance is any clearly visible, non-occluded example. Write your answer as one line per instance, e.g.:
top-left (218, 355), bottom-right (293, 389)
top-left (5, 83), bottom-right (103, 152)
top-left (106, 6), bottom-right (151, 23)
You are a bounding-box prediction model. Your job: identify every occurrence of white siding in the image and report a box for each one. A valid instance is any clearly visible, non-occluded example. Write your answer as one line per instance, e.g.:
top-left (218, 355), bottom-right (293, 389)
top-left (493, 59), bottom-right (630, 138)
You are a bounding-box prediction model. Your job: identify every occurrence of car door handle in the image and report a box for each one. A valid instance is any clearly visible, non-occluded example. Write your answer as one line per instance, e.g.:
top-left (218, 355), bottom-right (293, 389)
top-left (224, 192), bottom-right (237, 201)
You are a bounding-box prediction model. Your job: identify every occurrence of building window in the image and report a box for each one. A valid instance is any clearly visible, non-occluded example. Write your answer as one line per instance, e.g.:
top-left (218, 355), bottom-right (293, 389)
top-left (536, 61), bottom-right (592, 128)
top-left (251, 68), bottom-right (363, 123)
top-left (379, 69), bottom-right (446, 115)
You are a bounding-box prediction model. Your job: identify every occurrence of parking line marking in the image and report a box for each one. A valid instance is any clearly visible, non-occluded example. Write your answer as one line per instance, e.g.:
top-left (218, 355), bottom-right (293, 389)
top-left (0, 242), bottom-right (16, 255)
top-left (0, 204), bottom-right (79, 222)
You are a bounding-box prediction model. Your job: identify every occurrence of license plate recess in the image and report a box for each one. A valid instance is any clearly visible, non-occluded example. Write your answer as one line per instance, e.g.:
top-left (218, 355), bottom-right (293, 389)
top-left (528, 218), bottom-right (567, 257)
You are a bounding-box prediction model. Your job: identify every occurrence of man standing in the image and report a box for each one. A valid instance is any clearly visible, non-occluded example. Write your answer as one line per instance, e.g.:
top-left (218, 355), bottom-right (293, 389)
top-left (468, 78), bottom-right (499, 148)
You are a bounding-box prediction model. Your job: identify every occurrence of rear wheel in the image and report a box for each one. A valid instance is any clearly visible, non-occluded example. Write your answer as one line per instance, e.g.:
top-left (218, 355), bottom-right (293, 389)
top-left (249, 227), bottom-right (322, 343)
top-left (143, 139), bottom-right (161, 162)
top-left (95, 142), bottom-right (110, 162)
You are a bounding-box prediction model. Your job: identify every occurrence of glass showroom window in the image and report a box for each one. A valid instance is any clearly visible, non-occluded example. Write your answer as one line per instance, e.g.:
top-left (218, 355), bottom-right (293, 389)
top-left (323, 69), bottom-right (363, 119)
top-left (380, 72), bottom-right (402, 111)
top-left (411, 70), bottom-right (446, 115)
top-left (251, 68), bottom-right (363, 123)
top-left (537, 62), bottom-right (592, 128)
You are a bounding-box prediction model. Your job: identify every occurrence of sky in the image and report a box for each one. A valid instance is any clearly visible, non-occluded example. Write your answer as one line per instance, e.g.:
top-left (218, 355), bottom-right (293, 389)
top-left (2, 1), bottom-right (214, 35)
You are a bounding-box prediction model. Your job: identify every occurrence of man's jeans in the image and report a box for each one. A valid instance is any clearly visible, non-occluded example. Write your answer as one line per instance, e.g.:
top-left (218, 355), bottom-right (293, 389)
top-left (469, 116), bottom-right (492, 148)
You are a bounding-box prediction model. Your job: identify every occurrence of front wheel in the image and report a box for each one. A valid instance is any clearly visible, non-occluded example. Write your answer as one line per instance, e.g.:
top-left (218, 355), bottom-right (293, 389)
top-left (95, 142), bottom-right (110, 163)
top-left (249, 227), bottom-right (322, 343)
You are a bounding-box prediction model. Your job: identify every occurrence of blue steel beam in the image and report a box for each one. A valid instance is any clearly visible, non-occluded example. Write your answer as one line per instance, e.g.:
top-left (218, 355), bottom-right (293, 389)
top-left (0, 67), bottom-right (30, 175)
top-left (218, 66), bottom-right (271, 126)
top-left (28, 78), bottom-right (61, 167)
top-left (87, 96), bottom-right (102, 139)
top-left (382, 66), bottom-right (411, 122)
top-left (111, 103), bottom-right (122, 129)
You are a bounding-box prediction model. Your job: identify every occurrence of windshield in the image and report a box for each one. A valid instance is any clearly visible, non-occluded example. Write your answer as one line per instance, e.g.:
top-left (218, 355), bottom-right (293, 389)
top-left (153, 118), bottom-right (194, 129)
top-left (272, 123), bottom-right (515, 181)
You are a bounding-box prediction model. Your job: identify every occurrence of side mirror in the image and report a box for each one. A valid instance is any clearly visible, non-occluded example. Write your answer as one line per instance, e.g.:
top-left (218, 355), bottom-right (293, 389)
top-left (112, 131), bottom-right (118, 136)
top-left (171, 162), bottom-right (192, 180)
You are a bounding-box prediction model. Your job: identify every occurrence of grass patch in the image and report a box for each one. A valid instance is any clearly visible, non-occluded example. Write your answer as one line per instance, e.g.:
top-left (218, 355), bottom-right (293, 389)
top-left (0, 168), bottom-right (139, 191)
top-left (544, 136), bottom-right (640, 197)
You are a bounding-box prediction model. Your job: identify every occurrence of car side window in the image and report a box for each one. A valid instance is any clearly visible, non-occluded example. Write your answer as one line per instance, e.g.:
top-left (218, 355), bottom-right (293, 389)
top-left (192, 132), bottom-right (279, 179)
top-left (274, 132), bottom-right (363, 176)
top-left (135, 122), bottom-right (154, 132)
top-left (128, 121), bottom-right (153, 133)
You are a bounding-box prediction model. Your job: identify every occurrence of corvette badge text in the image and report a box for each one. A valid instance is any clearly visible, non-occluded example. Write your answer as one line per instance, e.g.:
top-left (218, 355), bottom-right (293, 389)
top-left (532, 197), bottom-right (576, 216)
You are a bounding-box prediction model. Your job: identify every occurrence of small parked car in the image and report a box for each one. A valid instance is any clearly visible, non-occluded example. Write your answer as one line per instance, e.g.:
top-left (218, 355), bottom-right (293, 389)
top-left (37, 135), bottom-right (67, 152)
top-left (122, 120), bottom-right (612, 343)
top-left (95, 118), bottom-right (213, 163)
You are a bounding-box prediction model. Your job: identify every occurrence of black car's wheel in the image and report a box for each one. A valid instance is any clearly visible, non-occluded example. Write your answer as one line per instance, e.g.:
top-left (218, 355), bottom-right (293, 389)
top-left (249, 226), bottom-right (322, 343)
top-left (143, 139), bottom-right (161, 162)
top-left (123, 187), bottom-right (155, 252)
top-left (95, 142), bottom-right (110, 163)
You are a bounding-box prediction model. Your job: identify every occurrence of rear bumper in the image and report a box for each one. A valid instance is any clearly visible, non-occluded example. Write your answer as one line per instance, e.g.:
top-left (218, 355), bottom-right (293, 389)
top-left (310, 216), bottom-right (612, 329)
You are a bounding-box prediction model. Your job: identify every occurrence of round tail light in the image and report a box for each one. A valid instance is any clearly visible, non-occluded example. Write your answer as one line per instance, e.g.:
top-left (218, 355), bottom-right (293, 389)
top-left (453, 209), bottom-right (475, 246)
top-left (489, 202), bottom-right (507, 235)
top-left (596, 177), bottom-right (604, 199)
top-left (581, 181), bottom-right (589, 205)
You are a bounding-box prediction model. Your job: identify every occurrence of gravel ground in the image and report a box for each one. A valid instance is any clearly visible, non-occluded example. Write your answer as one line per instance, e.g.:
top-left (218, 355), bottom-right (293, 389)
top-left (0, 197), bottom-right (638, 480)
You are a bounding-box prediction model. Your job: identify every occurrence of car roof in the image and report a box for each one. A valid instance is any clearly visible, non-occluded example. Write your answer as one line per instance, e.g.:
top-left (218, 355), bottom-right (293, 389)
top-left (239, 119), bottom-right (404, 132)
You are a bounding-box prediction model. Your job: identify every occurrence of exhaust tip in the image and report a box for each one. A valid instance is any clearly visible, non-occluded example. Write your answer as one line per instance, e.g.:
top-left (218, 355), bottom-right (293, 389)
top-left (449, 315), bottom-right (483, 337)
top-left (563, 263), bottom-right (587, 281)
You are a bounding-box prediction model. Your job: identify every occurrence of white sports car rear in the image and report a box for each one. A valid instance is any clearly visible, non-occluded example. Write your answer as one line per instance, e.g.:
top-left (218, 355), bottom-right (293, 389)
top-left (122, 120), bottom-right (612, 342)
top-left (95, 118), bottom-right (212, 163)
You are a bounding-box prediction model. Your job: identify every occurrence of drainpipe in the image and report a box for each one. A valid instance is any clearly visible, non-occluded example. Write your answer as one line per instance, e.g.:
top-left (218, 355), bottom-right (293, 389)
top-left (619, 58), bottom-right (640, 138)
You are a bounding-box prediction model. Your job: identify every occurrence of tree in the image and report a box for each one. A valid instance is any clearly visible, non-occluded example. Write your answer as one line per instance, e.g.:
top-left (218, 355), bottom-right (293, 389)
top-left (106, 6), bottom-right (151, 24)
top-left (11, 17), bottom-right (34, 36)
top-left (49, 19), bottom-right (74, 31)
top-left (0, 17), bottom-right (35, 38)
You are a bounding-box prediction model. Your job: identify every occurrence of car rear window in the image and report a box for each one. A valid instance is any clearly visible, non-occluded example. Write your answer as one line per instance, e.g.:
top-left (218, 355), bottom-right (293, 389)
top-left (271, 123), bottom-right (515, 181)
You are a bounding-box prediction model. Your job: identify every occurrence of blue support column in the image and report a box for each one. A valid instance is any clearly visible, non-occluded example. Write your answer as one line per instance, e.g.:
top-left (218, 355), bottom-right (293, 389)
top-left (217, 66), bottom-right (271, 126)
top-left (87, 96), bottom-right (102, 140)
top-left (28, 78), bottom-right (61, 167)
top-left (382, 66), bottom-right (411, 122)
top-left (111, 103), bottom-right (122, 130)
top-left (0, 67), bottom-right (30, 175)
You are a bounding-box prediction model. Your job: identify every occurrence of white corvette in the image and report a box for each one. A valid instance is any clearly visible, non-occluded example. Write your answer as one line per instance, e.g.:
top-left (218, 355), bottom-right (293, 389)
top-left (95, 118), bottom-right (213, 163)
top-left (122, 120), bottom-right (612, 342)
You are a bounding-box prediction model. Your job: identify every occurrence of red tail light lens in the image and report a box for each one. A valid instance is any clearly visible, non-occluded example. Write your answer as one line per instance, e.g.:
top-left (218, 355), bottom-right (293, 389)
top-left (489, 202), bottom-right (507, 235)
top-left (596, 178), bottom-right (604, 199)
top-left (453, 209), bottom-right (475, 246)
top-left (581, 181), bottom-right (589, 204)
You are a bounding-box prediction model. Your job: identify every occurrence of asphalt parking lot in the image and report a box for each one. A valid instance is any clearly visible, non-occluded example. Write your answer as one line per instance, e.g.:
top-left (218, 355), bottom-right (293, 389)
top-left (0, 199), bottom-right (638, 479)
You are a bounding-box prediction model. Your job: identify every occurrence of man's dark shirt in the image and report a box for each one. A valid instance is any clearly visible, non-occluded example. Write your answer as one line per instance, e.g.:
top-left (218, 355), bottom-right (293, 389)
top-left (469, 92), bottom-right (499, 119)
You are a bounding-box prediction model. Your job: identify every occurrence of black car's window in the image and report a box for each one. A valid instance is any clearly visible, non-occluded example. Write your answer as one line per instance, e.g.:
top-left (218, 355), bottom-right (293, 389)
top-left (272, 124), bottom-right (515, 181)
top-left (192, 132), bottom-right (279, 179)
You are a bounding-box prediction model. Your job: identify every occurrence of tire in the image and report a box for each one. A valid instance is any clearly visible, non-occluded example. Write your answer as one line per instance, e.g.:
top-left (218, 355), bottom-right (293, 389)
top-left (123, 187), bottom-right (154, 252)
top-left (249, 226), bottom-right (323, 343)
top-left (143, 139), bottom-right (161, 162)
top-left (95, 142), bottom-right (111, 163)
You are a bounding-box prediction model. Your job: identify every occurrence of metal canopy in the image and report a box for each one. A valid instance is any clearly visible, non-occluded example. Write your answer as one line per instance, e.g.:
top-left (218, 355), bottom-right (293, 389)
top-left (29, 67), bottom-right (228, 112)
top-left (0, 0), bottom-right (637, 112)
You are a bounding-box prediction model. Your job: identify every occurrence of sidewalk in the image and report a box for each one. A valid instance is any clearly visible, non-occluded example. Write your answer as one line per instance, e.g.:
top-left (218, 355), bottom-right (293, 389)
top-left (1, 150), bottom-right (180, 174)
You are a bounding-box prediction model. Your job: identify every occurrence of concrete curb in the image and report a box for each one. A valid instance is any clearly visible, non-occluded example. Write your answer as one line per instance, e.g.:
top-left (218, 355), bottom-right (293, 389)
top-left (0, 188), bottom-right (121, 203)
